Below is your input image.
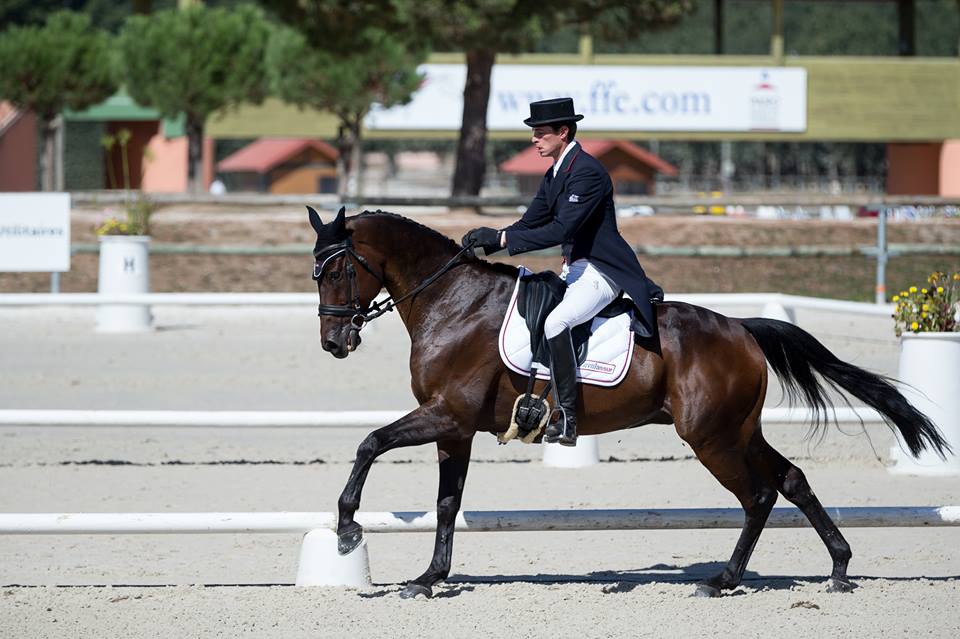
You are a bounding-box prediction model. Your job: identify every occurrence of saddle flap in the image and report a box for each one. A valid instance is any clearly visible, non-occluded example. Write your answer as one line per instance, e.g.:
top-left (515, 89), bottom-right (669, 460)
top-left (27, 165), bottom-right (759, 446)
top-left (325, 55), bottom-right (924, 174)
top-left (517, 271), bottom-right (589, 365)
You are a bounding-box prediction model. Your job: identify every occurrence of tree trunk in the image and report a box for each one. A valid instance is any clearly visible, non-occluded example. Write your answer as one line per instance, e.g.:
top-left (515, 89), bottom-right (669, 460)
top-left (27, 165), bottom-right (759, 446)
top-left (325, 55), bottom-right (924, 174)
top-left (39, 117), bottom-right (56, 192)
top-left (451, 48), bottom-right (495, 196)
top-left (336, 124), bottom-right (349, 200)
top-left (767, 147), bottom-right (781, 190)
top-left (350, 116), bottom-right (363, 199)
top-left (186, 115), bottom-right (204, 195)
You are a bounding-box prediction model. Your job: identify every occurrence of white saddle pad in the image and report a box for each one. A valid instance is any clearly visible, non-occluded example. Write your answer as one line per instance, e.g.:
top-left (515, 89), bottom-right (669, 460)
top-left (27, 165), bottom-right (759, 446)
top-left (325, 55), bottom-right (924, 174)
top-left (498, 267), bottom-right (634, 387)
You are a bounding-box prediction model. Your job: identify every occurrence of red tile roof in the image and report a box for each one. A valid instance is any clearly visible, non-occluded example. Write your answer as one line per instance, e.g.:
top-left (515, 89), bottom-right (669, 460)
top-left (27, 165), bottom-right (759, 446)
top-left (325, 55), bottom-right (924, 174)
top-left (217, 138), bottom-right (338, 174)
top-left (499, 139), bottom-right (677, 177)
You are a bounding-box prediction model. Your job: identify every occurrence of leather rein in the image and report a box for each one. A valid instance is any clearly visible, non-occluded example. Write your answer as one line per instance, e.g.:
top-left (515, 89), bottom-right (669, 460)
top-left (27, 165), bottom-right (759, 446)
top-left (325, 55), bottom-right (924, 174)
top-left (313, 237), bottom-right (476, 329)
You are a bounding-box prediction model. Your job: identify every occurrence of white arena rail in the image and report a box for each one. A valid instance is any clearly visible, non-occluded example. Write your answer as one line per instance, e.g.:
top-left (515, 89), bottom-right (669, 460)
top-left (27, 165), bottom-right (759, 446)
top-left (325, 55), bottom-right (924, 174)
top-left (0, 291), bottom-right (895, 317)
top-left (0, 406), bottom-right (884, 428)
top-left (2, 507), bottom-right (958, 535)
top-left (0, 409), bottom-right (407, 428)
top-left (4, 508), bottom-right (956, 586)
top-left (0, 292), bottom-right (315, 306)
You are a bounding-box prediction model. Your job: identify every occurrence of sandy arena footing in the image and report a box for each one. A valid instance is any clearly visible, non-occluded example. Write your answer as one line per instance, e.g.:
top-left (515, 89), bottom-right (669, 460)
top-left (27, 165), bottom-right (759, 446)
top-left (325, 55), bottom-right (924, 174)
top-left (0, 306), bottom-right (956, 637)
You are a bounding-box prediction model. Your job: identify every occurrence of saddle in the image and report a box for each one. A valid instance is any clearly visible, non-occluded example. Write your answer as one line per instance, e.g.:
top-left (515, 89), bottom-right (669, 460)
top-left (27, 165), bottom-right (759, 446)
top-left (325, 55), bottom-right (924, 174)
top-left (501, 270), bottom-right (647, 444)
top-left (516, 270), bottom-right (639, 366)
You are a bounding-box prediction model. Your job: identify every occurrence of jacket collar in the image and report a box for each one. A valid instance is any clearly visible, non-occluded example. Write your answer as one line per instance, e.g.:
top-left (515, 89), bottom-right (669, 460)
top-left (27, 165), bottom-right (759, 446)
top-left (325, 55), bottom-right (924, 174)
top-left (552, 141), bottom-right (578, 177)
top-left (547, 143), bottom-right (581, 206)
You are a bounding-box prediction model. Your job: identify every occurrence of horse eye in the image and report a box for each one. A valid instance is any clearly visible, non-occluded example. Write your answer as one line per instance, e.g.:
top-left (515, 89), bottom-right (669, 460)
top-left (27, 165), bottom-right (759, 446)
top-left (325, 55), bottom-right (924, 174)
top-left (328, 271), bottom-right (341, 282)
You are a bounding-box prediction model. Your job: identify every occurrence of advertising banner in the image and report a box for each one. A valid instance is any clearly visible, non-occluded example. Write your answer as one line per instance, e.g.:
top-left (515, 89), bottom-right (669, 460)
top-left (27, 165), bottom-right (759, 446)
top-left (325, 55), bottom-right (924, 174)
top-left (0, 193), bottom-right (71, 272)
top-left (367, 64), bottom-right (807, 133)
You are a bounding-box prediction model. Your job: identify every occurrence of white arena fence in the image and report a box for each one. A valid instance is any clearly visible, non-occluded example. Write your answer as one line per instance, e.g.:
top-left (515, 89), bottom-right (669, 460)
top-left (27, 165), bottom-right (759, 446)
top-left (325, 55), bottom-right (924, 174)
top-left (0, 291), bottom-right (895, 318)
top-left (2, 508), bottom-right (957, 586)
top-left (0, 406), bottom-right (884, 428)
top-left (2, 507), bottom-right (959, 535)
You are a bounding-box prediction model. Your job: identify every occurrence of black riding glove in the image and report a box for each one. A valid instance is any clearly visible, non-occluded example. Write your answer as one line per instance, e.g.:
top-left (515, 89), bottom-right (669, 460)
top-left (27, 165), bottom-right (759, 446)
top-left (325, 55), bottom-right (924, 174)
top-left (461, 227), bottom-right (503, 255)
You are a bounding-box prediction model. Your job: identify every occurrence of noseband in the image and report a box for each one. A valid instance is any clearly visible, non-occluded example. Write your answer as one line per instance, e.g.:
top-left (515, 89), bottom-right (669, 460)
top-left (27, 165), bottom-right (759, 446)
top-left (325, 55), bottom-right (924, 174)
top-left (313, 236), bottom-right (475, 329)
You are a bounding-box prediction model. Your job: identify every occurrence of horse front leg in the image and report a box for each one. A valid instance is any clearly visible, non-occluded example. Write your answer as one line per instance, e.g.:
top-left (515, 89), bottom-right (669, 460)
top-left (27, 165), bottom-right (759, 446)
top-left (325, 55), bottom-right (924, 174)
top-left (336, 399), bottom-right (461, 554)
top-left (400, 436), bottom-right (474, 599)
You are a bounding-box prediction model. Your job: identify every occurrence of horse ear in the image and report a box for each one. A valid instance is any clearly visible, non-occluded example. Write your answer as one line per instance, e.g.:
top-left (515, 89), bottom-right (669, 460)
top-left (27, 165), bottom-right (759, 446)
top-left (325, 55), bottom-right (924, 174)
top-left (330, 206), bottom-right (346, 235)
top-left (307, 206), bottom-right (324, 234)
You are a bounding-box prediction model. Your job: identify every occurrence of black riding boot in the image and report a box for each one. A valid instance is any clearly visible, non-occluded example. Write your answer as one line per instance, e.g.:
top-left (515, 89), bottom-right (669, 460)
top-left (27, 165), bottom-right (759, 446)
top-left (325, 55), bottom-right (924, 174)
top-left (542, 328), bottom-right (578, 447)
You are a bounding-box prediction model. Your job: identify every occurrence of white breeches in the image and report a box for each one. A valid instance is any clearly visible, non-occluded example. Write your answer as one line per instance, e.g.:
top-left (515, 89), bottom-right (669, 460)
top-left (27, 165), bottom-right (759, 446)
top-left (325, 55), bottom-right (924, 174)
top-left (544, 260), bottom-right (622, 339)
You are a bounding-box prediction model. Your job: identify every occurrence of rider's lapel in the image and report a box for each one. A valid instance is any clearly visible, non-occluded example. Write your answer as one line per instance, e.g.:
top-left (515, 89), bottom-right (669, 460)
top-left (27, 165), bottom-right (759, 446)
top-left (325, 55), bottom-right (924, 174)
top-left (547, 146), bottom-right (580, 209)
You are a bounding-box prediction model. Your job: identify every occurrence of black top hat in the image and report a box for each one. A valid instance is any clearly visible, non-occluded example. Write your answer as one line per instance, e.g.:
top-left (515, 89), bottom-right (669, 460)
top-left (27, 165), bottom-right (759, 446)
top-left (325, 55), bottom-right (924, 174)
top-left (523, 97), bottom-right (584, 127)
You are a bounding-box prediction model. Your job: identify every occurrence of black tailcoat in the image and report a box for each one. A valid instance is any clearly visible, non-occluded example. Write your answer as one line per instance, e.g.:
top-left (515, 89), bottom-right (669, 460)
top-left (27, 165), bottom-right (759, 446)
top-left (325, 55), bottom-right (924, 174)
top-left (502, 144), bottom-right (662, 337)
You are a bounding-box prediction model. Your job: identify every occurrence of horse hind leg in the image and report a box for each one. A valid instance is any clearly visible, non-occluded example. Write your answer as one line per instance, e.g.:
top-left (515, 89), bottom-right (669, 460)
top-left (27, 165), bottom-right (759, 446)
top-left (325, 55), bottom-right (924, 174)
top-left (687, 435), bottom-right (779, 597)
top-left (759, 439), bottom-right (854, 592)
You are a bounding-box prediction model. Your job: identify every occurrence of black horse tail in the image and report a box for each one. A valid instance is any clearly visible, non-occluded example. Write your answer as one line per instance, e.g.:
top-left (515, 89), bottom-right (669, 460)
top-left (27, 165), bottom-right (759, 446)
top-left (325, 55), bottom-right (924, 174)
top-left (740, 317), bottom-right (950, 458)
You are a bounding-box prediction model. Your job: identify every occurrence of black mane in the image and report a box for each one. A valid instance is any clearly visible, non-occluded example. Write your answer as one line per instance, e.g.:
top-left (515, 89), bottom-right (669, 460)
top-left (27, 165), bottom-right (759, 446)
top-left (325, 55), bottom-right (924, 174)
top-left (353, 209), bottom-right (519, 278)
top-left (355, 210), bottom-right (460, 252)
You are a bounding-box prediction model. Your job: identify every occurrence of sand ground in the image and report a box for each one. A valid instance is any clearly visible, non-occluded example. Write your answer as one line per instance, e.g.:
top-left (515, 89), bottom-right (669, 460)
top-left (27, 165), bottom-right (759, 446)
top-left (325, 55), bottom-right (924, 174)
top-left (0, 306), bottom-right (957, 638)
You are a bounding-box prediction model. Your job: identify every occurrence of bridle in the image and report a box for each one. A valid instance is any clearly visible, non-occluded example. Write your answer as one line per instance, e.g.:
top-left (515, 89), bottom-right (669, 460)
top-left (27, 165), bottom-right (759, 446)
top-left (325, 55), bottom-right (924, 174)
top-left (313, 236), bottom-right (476, 330)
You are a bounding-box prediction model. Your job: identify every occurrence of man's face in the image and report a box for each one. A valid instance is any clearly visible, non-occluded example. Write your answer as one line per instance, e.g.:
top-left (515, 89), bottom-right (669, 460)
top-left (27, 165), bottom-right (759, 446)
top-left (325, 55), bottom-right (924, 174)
top-left (531, 125), bottom-right (568, 160)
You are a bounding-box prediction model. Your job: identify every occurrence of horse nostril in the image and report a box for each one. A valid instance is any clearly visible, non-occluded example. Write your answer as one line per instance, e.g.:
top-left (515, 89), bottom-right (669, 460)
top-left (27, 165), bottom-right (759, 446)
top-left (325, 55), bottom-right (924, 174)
top-left (322, 339), bottom-right (339, 352)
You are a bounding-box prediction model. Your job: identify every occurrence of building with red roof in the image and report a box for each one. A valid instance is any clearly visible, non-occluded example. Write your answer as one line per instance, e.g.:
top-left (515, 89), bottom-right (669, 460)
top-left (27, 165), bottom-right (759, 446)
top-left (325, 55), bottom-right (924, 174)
top-left (0, 102), bottom-right (37, 191)
top-left (499, 140), bottom-right (677, 196)
top-left (217, 138), bottom-right (339, 194)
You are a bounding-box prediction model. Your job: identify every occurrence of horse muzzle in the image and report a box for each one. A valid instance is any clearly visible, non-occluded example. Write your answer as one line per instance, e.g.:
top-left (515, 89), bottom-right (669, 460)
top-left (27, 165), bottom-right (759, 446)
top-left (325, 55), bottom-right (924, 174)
top-left (320, 325), bottom-right (362, 358)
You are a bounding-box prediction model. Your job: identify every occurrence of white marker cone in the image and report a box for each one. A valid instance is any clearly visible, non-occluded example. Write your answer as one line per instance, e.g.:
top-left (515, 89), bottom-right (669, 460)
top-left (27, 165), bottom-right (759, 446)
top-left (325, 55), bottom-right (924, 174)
top-left (295, 529), bottom-right (372, 587)
top-left (760, 302), bottom-right (795, 324)
top-left (542, 434), bottom-right (599, 468)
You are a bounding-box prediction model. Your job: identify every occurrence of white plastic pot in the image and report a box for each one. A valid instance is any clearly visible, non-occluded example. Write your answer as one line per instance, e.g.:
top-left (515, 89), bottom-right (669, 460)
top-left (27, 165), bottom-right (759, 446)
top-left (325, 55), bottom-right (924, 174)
top-left (889, 331), bottom-right (960, 476)
top-left (96, 235), bottom-right (153, 332)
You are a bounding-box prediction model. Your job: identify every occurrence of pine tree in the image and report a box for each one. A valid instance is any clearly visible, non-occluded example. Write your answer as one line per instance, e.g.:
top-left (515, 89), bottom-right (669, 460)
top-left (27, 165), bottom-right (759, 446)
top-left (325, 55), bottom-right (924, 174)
top-left (266, 25), bottom-right (424, 198)
top-left (117, 4), bottom-right (271, 194)
top-left (0, 11), bottom-right (116, 190)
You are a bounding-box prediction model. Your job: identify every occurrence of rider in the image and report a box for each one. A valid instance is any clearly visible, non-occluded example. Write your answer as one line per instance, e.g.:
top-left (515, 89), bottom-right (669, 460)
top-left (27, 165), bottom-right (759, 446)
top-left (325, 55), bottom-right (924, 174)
top-left (462, 97), bottom-right (663, 447)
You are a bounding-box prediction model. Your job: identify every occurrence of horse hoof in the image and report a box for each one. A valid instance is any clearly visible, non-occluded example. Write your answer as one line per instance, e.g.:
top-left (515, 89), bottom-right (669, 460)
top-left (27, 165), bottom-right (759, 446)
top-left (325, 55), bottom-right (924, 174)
top-left (826, 578), bottom-right (854, 593)
top-left (399, 583), bottom-right (432, 599)
top-left (337, 524), bottom-right (364, 555)
top-left (692, 583), bottom-right (721, 598)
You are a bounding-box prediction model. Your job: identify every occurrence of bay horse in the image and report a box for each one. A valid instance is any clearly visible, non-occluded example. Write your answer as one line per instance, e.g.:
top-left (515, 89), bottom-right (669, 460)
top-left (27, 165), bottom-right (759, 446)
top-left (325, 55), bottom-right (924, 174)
top-left (309, 207), bottom-right (947, 599)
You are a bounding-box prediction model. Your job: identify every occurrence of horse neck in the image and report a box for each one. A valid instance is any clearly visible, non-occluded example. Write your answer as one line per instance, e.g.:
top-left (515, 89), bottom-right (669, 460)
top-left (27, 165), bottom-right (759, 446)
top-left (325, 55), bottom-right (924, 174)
top-left (358, 220), bottom-right (468, 330)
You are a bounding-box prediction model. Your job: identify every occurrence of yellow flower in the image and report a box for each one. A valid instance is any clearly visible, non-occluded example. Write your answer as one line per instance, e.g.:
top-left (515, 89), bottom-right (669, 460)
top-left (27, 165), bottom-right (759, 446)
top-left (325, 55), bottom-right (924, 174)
top-left (954, 273), bottom-right (960, 281)
top-left (909, 286), bottom-right (918, 293)
top-left (911, 321), bottom-right (919, 331)
top-left (921, 312), bottom-right (928, 319)
top-left (922, 288), bottom-right (928, 295)
top-left (901, 291), bottom-right (908, 297)
top-left (938, 287), bottom-right (945, 294)
top-left (922, 304), bottom-right (929, 311)
top-left (892, 295), bottom-right (899, 302)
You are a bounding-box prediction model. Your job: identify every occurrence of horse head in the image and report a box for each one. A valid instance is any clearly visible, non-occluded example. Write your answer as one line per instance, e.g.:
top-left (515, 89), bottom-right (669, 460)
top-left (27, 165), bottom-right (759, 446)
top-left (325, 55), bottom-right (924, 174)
top-left (309, 206), bottom-right (385, 358)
